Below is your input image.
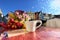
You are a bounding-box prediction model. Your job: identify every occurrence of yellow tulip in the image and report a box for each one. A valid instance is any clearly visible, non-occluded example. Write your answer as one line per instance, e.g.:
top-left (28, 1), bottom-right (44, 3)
top-left (14, 25), bottom-right (17, 29)
top-left (15, 20), bottom-right (18, 23)
top-left (9, 13), bottom-right (15, 19)
top-left (12, 25), bottom-right (15, 28)
top-left (23, 23), bottom-right (26, 29)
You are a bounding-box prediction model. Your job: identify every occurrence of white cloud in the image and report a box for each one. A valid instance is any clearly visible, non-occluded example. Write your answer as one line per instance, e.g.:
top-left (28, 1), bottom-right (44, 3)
top-left (49, 0), bottom-right (60, 14)
top-left (50, 0), bottom-right (60, 9)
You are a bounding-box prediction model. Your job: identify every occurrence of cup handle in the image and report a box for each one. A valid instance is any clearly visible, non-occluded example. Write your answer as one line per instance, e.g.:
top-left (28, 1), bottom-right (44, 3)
top-left (35, 20), bottom-right (42, 29)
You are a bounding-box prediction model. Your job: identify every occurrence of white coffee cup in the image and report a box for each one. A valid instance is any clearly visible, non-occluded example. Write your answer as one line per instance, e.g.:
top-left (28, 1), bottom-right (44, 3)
top-left (25, 20), bottom-right (42, 32)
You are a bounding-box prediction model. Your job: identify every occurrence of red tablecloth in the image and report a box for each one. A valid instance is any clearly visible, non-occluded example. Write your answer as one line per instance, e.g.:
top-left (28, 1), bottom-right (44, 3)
top-left (1, 27), bottom-right (60, 40)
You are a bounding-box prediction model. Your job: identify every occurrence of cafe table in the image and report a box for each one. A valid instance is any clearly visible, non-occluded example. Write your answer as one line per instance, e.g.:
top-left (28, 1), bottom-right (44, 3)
top-left (0, 27), bottom-right (60, 40)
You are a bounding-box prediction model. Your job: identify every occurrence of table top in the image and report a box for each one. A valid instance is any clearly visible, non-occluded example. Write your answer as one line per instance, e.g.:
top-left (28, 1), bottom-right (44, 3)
top-left (1, 27), bottom-right (60, 40)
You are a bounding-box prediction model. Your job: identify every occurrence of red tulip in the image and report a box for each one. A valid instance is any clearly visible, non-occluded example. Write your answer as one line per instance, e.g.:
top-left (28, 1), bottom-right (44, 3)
top-left (10, 18), bottom-right (15, 23)
top-left (7, 24), bottom-right (10, 28)
top-left (16, 22), bottom-right (23, 28)
top-left (0, 22), bottom-right (7, 29)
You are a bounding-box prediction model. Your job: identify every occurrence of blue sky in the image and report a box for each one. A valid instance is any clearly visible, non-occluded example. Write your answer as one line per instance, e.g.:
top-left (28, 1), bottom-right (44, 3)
top-left (0, 0), bottom-right (60, 15)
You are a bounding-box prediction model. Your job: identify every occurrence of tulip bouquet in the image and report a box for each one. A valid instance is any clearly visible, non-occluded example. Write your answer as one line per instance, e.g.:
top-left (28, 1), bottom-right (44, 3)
top-left (0, 10), bottom-right (31, 32)
top-left (6, 10), bottom-right (27, 30)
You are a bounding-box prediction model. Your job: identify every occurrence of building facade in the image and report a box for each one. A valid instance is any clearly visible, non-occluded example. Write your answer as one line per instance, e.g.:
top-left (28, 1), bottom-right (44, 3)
top-left (27, 12), bottom-right (35, 20)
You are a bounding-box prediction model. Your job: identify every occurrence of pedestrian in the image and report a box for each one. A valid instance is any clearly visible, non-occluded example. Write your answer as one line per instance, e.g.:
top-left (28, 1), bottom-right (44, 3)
top-left (1, 31), bottom-right (8, 40)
